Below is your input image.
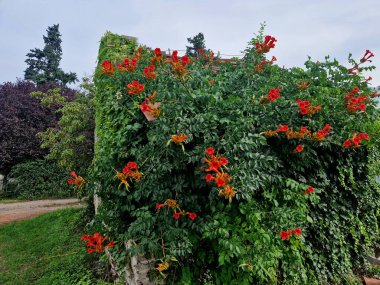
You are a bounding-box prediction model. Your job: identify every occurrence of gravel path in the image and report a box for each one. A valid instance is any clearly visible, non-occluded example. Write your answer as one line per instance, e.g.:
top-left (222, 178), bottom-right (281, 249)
top-left (0, 198), bottom-right (83, 225)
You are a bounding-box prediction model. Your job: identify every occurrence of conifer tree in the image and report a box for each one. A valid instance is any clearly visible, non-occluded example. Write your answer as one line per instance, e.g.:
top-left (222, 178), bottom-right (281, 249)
top-left (25, 24), bottom-right (77, 86)
top-left (186, 32), bottom-right (206, 57)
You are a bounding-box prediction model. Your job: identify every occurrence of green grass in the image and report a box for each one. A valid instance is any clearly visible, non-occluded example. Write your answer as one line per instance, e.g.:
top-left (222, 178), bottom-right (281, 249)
top-left (0, 208), bottom-right (112, 285)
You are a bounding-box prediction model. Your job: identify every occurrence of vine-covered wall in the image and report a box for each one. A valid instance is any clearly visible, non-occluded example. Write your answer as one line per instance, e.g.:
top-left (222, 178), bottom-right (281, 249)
top-left (93, 30), bottom-right (380, 284)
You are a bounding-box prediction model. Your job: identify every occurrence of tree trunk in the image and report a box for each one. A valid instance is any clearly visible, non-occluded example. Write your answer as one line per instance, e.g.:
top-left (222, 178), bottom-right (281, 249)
top-left (124, 240), bottom-right (156, 285)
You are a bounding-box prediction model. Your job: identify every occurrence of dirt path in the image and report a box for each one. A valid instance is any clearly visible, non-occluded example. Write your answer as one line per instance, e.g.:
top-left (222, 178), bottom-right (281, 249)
top-left (0, 198), bottom-right (83, 225)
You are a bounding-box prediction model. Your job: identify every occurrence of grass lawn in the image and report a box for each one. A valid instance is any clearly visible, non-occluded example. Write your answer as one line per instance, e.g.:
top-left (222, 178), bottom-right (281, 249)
top-left (0, 208), bottom-right (112, 285)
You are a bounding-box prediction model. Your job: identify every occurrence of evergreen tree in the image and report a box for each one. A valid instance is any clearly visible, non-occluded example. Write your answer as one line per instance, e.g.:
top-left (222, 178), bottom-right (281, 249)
top-left (25, 24), bottom-right (77, 86)
top-left (186, 32), bottom-right (206, 57)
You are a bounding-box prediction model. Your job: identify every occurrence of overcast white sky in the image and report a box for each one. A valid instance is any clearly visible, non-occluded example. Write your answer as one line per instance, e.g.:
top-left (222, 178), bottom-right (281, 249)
top-left (0, 0), bottom-right (379, 87)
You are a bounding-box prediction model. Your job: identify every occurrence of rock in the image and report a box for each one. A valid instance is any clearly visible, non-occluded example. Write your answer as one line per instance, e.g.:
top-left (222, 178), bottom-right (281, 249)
top-left (0, 174), bottom-right (4, 194)
top-left (93, 182), bottom-right (101, 215)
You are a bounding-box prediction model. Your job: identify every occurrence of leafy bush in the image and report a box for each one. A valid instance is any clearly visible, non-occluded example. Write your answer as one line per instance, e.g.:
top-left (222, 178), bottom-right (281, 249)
top-left (34, 78), bottom-right (95, 174)
top-left (91, 30), bottom-right (380, 284)
top-left (3, 159), bottom-right (73, 199)
top-left (0, 81), bottom-right (76, 174)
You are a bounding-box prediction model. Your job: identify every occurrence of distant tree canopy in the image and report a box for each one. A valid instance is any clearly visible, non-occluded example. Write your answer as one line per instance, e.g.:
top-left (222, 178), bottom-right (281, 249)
top-left (24, 24), bottom-right (77, 86)
top-left (186, 32), bottom-right (206, 57)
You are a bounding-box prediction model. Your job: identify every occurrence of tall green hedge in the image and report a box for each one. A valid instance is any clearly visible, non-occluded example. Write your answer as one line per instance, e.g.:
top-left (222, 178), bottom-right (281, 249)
top-left (4, 159), bottom-right (73, 199)
top-left (92, 30), bottom-right (380, 284)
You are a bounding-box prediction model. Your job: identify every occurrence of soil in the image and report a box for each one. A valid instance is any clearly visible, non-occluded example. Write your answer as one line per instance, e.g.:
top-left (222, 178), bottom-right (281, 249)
top-left (0, 198), bottom-right (83, 225)
top-left (364, 277), bottom-right (380, 285)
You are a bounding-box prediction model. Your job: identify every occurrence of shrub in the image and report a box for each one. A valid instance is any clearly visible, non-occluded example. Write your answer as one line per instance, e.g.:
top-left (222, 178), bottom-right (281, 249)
top-left (35, 78), bottom-right (95, 174)
top-left (91, 30), bottom-right (380, 284)
top-left (0, 81), bottom-right (76, 174)
top-left (3, 159), bottom-right (73, 199)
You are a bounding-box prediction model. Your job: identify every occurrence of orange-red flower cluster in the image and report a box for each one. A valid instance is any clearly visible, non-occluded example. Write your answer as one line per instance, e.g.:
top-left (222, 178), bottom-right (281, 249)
top-left (156, 199), bottom-right (197, 221)
top-left (117, 58), bottom-right (138, 72)
top-left (140, 101), bottom-right (151, 113)
top-left (156, 262), bottom-right (170, 272)
top-left (173, 211), bottom-right (197, 220)
top-left (280, 227), bottom-right (302, 240)
top-left (143, 65), bottom-right (157, 80)
top-left (140, 91), bottom-right (160, 119)
top-left (296, 81), bottom-right (309, 90)
top-left (156, 199), bottom-right (178, 210)
top-left (134, 47), bottom-right (143, 59)
top-left (203, 147), bottom-right (235, 200)
top-left (345, 87), bottom-right (360, 98)
top-left (276, 125), bottom-right (289, 132)
top-left (256, 56), bottom-right (277, 73)
top-left (267, 87), bottom-right (281, 102)
top-left (347, 65), bottom-right (359, 75)
top-left (116, 161), bottom-right (142, 190)
top-left (360, 50), bottom-right (374, 63)
top-left (260, 87), bottom-right (281, 103)
top-left (285, 126), bottom-right (311, 140)
top-left (311, 124), bottom-right (332, 141)
top-left (171, 133), bottom-right (188, 144)
top-left (347, 50), bottom-right (374, 75)
top-left (101, 60), bottom-right (114, 75)
top-left (343, 133), bottom-right (369, 148)
top-left (255, 35), bottom-right (277, 54)
top-left (198, 48), bottom-right (214, 62)
top-left (347, 97), bottom-right (367, 112)
top-left (262, 124), bottom-right (289, 137)
top-left (150, 48), bottom-right (165, 65)
top-left (344, 88), bottom-right (367, 112)
top-left (294, 144), bottom-right (304, 153)
top-left (81, 232), bottom-right (114, 254)
top-left (68, 171), bottom-right (85, 190)
top-left (127, 81), bottom-right (145, 95)
top-left (169, 51), bottom-right (191, 78)
top-left (154, 48), bottom-right (162, 56)
top-left (263, 124), bottom-right (331, 142)
top-left (304, 186), bottom-right (315, 195)
top-left (296, 99), bottom-right (321, 116)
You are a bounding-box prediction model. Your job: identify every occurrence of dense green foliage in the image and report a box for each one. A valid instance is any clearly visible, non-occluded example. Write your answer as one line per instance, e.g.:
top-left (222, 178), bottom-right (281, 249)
top-left (186, 32), bottom-right (206, 57)
top-left (3, 159), bottom-right (73, 199)
top-left (34, 78), bottom-right (95, 174)
top-left (24, 24), bottom-right (77, 86)
top-left (92, 30), bottom-right (379, 284)
top-left (0, 208), bottom-right (113, 285)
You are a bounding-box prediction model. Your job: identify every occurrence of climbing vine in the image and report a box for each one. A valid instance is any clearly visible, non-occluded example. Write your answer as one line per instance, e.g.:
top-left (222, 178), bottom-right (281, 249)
top-left (87, 29), bottom-right (380, 284)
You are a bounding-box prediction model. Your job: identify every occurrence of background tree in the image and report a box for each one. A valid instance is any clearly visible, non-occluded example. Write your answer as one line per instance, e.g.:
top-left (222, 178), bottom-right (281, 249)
top-left (186, 32), bottom-right (206, 57)
top-left (0, 81), bottom-right (76, 174)
top-left (24, 24), bottom-right (77, 86)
